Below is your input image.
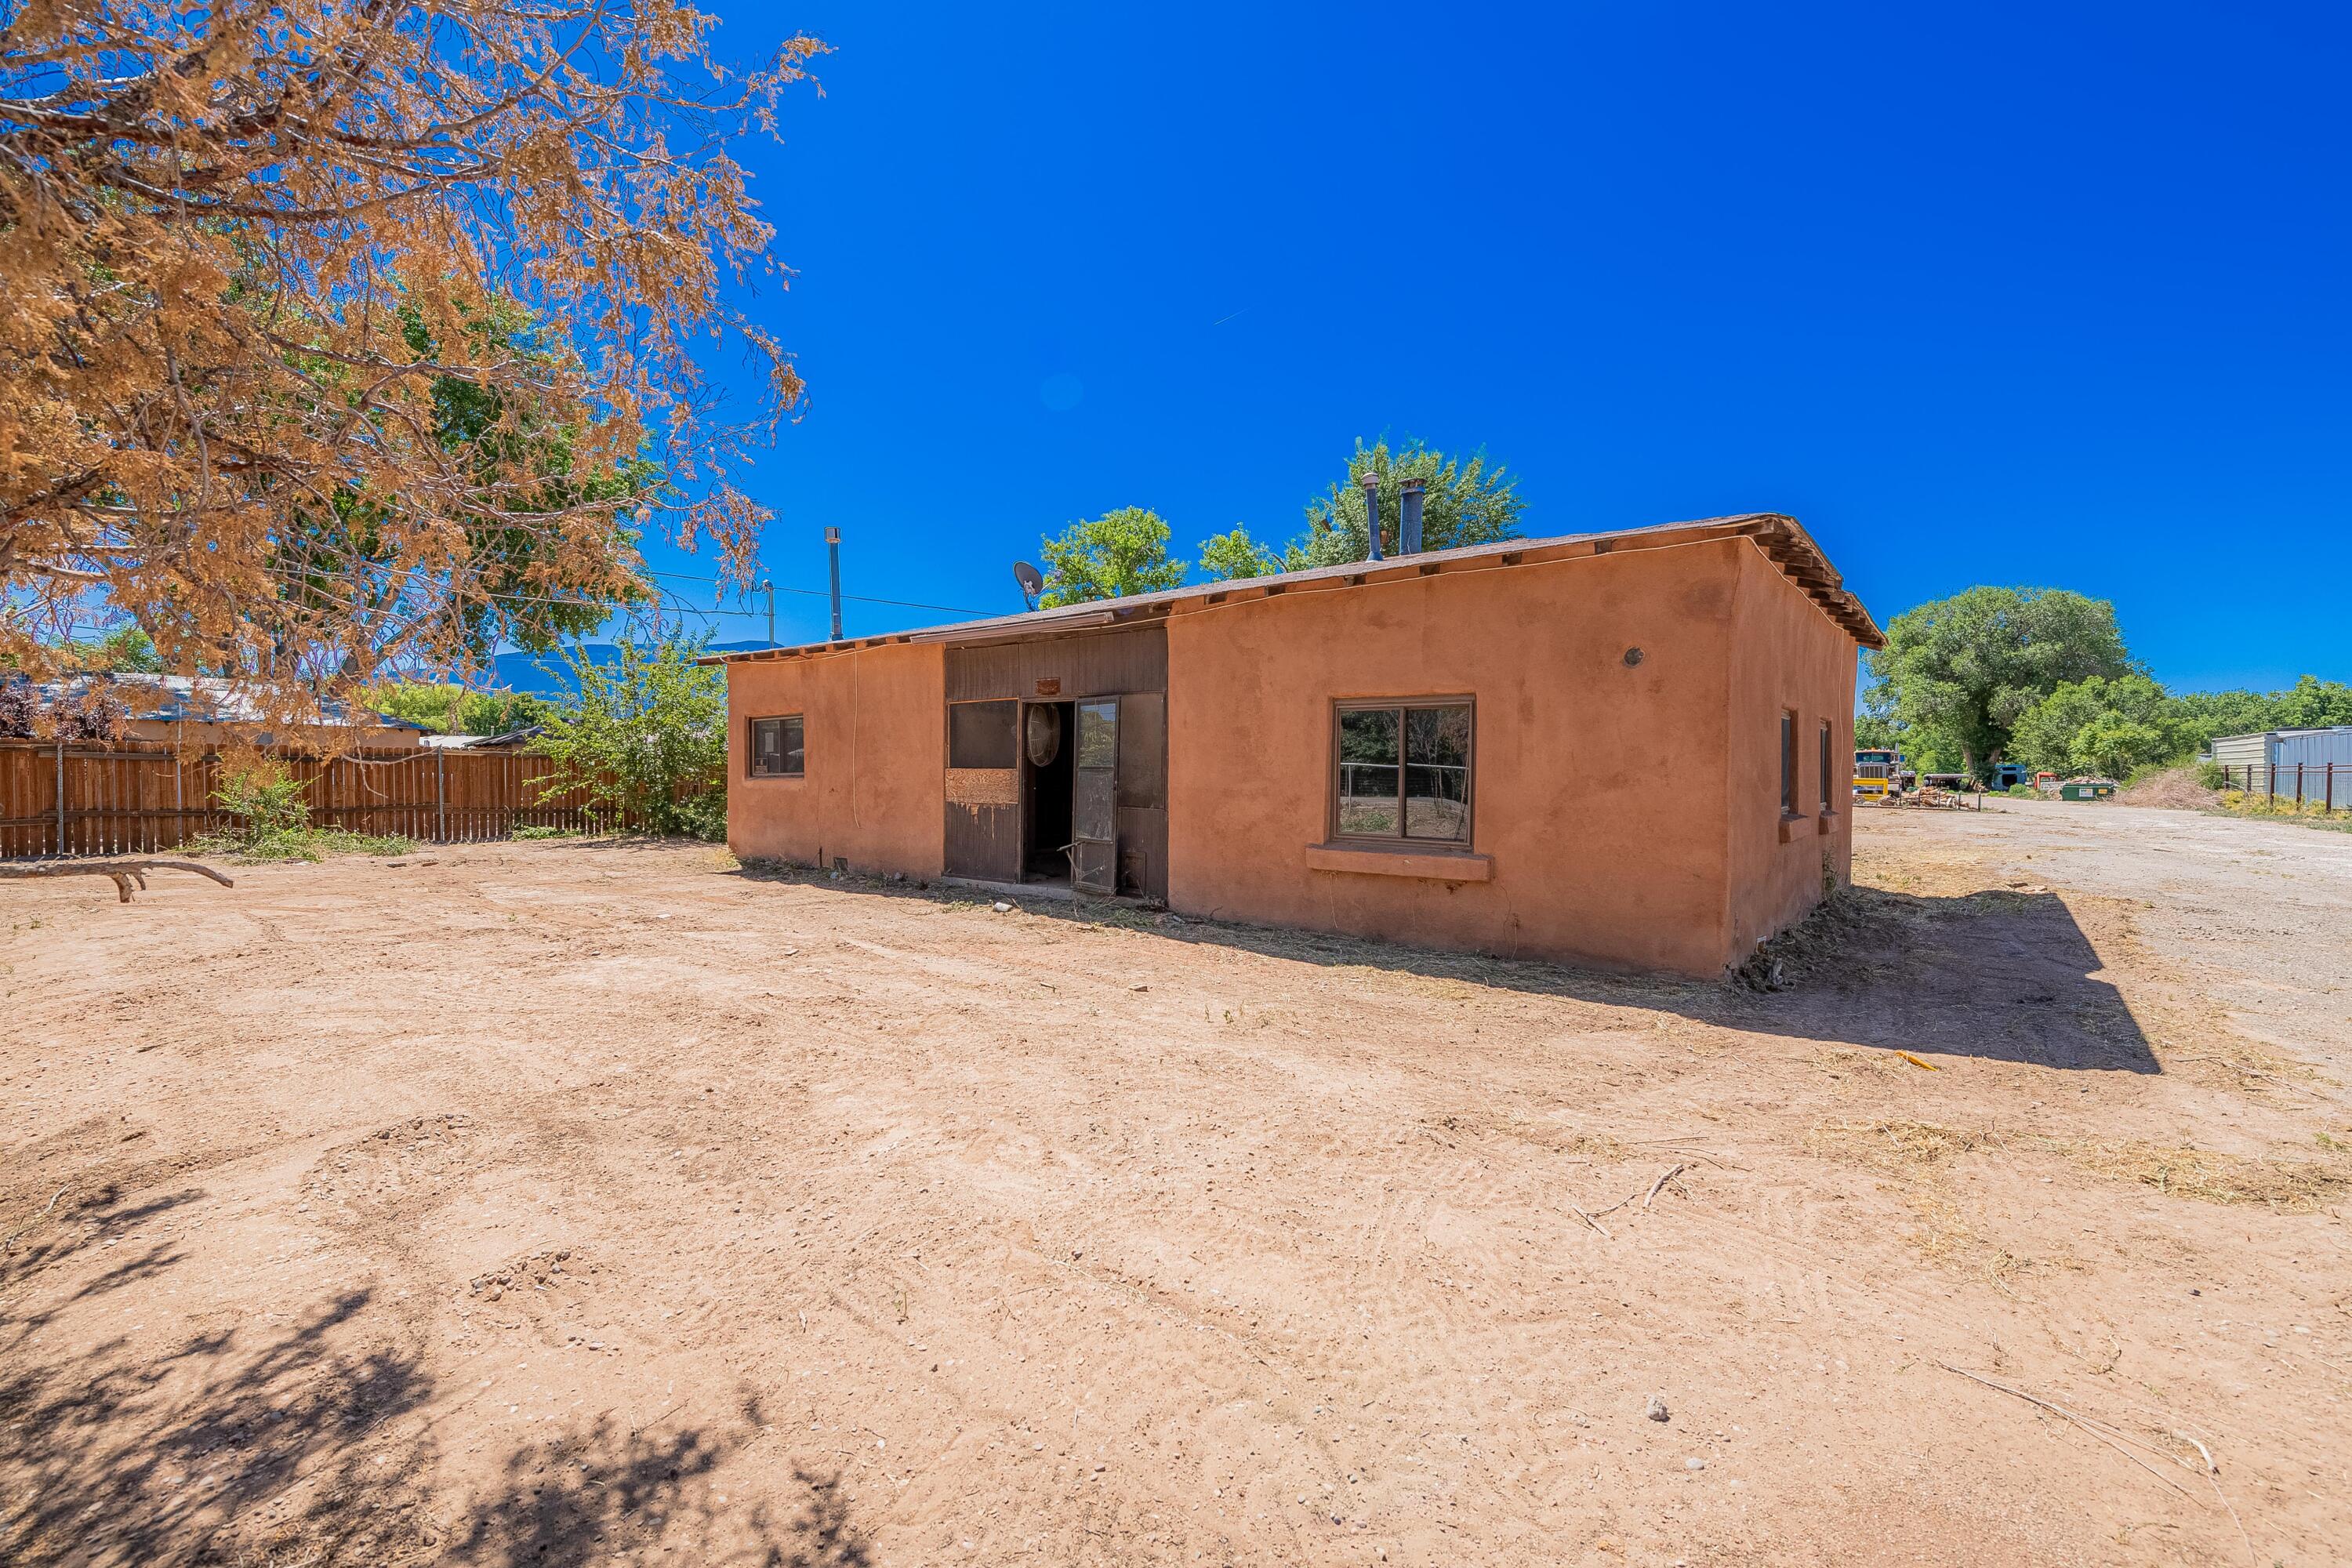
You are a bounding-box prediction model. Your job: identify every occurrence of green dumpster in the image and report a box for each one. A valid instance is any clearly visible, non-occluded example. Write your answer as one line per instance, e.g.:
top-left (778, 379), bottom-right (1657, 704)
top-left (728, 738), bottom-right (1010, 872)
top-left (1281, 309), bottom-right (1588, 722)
top-left (2059, 779), bottom-right (2117, 801)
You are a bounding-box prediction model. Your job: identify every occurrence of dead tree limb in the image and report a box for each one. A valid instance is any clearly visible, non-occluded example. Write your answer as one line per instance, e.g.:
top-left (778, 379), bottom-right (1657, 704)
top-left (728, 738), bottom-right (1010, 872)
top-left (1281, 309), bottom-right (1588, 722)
top-left (0, 859), bottom-right (235, 902)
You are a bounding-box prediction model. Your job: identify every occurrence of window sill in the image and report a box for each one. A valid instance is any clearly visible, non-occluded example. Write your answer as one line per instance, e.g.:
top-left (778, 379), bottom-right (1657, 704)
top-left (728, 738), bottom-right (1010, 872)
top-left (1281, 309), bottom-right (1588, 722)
top-left (746, 772), bottom-right (806, 782)
top-left (1778, 813), bottom-right (1815, 843)
top-left (1307, 843), bottom-right (1493, 882)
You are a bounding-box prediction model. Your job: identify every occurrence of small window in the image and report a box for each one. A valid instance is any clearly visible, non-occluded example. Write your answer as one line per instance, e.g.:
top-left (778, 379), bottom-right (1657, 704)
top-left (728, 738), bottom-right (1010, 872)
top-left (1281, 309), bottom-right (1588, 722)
top-left (1076, 700), bottom-right (1119, 770)
top-left (1334, 700), bottom-right (1472, 844)
top-left (750, 715), bottom-right (804, 778)
top-left (1780, 711), bottom-right (1797, 815)
top-left (948, 700), bottom-right (1018, 769)
top-left (1819, 720), bottom-right (1833, 811)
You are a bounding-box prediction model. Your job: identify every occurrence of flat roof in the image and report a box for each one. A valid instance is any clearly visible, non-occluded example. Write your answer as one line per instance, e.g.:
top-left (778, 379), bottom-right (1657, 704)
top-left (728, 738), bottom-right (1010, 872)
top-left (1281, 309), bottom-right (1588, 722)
top-left (700, 511), bottom-right (1883, 666)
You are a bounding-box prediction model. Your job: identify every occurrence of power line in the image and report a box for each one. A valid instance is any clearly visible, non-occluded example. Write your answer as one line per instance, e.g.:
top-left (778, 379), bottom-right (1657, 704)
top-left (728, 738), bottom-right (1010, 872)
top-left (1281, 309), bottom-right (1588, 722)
top-left (637, 567), bottom-right (994, 619)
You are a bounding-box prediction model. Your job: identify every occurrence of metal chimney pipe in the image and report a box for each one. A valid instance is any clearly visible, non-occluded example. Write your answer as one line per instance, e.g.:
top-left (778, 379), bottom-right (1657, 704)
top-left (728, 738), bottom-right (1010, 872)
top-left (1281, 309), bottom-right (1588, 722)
top-left (1399, 476), bottom-right (1427, 554)
top-left (825, 527), bottom-right (844, 641)
top-left (1359, 476), bottom-right (1383, 561)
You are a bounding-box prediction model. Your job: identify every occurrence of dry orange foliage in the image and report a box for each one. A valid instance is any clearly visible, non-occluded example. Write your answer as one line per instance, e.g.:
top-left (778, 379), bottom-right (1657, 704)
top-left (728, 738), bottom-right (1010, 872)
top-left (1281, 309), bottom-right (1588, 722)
top-left (0, 0), bottom-right (822, 717)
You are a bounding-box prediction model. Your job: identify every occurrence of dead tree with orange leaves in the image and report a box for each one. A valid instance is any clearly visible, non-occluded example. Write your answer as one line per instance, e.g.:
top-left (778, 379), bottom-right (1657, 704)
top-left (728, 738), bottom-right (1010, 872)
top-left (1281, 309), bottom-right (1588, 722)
top-left (0, 0), bottom-right (822, 724)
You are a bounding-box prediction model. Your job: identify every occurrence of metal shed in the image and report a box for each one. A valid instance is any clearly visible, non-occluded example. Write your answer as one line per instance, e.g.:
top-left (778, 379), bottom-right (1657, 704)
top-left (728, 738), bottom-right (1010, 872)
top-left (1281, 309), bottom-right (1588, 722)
top-left (2209, 727), bottom-right (2352, 809)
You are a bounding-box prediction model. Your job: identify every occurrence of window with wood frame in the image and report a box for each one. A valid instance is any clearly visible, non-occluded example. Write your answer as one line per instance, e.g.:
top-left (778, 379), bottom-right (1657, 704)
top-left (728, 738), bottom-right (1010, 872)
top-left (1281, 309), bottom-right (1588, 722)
top-left (1780, 710), bottom-right (1797, 815)
top-left (947, 700), bottom-right (1018, 769)
top-left (749, 715), bottom-right (804, 778)
top-left (1333, 700), bottom-right (1473, 844)
top-left (1818, 720), bottom-right (1834, 811)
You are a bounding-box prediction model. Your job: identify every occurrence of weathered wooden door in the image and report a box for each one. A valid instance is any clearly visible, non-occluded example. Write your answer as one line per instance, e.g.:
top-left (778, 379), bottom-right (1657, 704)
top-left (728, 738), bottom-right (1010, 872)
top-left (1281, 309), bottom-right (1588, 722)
top-left (1071, 699), bottom-right (1119, 895)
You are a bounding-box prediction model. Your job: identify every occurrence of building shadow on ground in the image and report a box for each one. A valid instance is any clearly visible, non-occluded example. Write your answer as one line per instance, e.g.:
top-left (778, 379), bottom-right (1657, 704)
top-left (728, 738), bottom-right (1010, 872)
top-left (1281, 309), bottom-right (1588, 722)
top-left (0, 1271), bottom-right (873, 1568)
top-left (730, 861), bottom-right (2156, 1074)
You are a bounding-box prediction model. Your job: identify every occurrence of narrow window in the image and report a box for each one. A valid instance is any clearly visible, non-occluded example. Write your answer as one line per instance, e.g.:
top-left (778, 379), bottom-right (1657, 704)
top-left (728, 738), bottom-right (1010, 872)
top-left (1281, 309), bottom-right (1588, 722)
top-left (1334, 700), bottom-right (1472, 844)
top-left (750, 715), bottom-right (804, 778)
top-left (1819, 720), bottom-right (1833, 811)
top-left (948, 700), bottom-right (1018, 768)
top-left (1780, 711), bottom-right (1796, 815)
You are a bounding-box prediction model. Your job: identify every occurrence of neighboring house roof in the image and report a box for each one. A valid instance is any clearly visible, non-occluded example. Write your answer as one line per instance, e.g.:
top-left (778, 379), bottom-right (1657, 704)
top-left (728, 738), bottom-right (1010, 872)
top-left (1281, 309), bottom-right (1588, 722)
top-left (419, 725), bottom-right (544, 750)
top-left (34, 673), bottom-right (433, 732)
top-left (699, 512), bottom-right (1883, 666)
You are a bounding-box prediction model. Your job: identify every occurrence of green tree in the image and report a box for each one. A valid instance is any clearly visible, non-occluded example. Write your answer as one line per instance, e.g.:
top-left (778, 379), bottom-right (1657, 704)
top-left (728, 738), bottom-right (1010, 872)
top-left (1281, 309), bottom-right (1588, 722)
top-left (372, 681), bottom-right (553, 736)
top-left (1852, 712), bottom-right (1899, 751)
top-left (1864, 587), bottom-right (2136, 782)
top-left (1196, 526), bottom-right (1283, 583)
top-left (2168, 687), bottom-right (2281, 746)
top-left (2067, 711), bottom-right (2170, 780)
top-left (1283, 439), bottom-right (1523, 570)
top-left (272, 300), bottom-right (656, 670)
top-left (2269, 674), bottom-right (2352, 731)
top-left (82, 627), bottom-right (164, 673)
top-left (2009, 674), bottom-right (2184, 774)
top-left (1038, 508), bottom-right (1189, 607)
top-left (532, 637), bottom-right (727, 839)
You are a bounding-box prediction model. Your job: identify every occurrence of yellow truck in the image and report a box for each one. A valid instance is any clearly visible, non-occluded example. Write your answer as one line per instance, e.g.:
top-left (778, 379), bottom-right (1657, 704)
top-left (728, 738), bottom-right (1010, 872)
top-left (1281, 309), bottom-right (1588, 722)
top-left (1853, 747), bottom-right (1900, 802)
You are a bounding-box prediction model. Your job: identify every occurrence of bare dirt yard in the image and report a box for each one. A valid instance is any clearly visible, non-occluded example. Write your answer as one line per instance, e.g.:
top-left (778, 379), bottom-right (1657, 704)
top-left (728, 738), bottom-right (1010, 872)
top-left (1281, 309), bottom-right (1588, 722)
top-left (4, 801), bottom-right (2347, 1567)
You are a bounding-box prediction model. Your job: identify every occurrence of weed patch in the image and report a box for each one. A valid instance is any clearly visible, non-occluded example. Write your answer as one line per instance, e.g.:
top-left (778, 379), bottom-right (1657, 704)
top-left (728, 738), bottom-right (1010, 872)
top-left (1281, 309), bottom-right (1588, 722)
top-left (2208, 790), bottom-right (2352, 833)
top-left (2056, 1139), bottom-right (2348, 1210)
top-left (192, 759), bottom-right (416, 862)
top-left (1806, 1119), bottom-right (1997, 1174)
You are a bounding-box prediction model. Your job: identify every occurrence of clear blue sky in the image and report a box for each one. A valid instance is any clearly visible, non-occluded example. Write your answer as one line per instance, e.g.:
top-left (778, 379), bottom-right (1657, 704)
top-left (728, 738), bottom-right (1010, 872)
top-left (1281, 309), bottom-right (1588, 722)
top-left (638, 0), bottom-right (2350, 693)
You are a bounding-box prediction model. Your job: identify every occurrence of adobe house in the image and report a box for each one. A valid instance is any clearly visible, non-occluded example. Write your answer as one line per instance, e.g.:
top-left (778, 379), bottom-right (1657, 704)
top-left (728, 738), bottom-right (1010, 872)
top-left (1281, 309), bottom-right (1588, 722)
top-left (705, 513), bottom-right (1882, 978)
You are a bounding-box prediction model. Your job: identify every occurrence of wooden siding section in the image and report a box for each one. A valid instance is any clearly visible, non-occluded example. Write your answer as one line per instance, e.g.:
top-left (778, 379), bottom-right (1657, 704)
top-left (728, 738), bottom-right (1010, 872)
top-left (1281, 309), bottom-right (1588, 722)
top-left (0, 740), bottom-right (637, 858)
top-left (944, 626), bottom-right (1167, 702)
top-left (943, 803), bottom-right (1020, 881)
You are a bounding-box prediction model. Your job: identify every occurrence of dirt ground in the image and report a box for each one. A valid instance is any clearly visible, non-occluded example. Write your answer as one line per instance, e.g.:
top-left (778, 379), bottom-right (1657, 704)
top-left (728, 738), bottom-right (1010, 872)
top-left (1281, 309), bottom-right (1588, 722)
top-left (3, 800), bottom-right (2347, 1567)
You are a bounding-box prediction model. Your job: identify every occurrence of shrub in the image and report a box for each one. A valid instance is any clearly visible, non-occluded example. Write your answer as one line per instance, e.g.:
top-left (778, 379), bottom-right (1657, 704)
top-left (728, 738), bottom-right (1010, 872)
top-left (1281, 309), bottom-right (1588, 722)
top-left (532, 637), bottom-right (726, 840)
top-left (216, 761), bottom-right (313, 842)
top-left (201, 760), bottom-right (415, 861)
top-left (0, 679), bottom-right (37, 738)
top-left (52, 685), bottom-right (127, 741)
top-left (2196, 760), bottom-right (2227, 790)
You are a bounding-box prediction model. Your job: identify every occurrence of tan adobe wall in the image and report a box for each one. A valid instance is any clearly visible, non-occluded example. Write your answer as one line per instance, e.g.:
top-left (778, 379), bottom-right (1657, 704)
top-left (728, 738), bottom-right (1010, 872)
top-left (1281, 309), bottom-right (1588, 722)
top-left (1164, 541), bottom-right (1748, 975)
top-left (725, 643), bottom-right (947, 877)
top-left (1723, 543), bottom-right (1860, 960)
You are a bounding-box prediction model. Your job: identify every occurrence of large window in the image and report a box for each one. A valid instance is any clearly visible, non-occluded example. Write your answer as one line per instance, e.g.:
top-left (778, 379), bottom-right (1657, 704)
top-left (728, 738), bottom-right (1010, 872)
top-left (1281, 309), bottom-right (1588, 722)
top-left (1780, 711), bottom-right (1797, 815)
top-left (750, 715), bottom-right (804, 778)
top-left (948, 700), bottom-right (1018, 768)
top-left (1334, 700), bottom-right (1472, 844)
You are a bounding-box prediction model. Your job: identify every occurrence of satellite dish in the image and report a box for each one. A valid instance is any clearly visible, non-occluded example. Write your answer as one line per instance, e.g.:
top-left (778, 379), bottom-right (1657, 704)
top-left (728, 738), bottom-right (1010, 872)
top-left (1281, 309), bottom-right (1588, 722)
top-left (1013, 560), bottom-right (1044, 612)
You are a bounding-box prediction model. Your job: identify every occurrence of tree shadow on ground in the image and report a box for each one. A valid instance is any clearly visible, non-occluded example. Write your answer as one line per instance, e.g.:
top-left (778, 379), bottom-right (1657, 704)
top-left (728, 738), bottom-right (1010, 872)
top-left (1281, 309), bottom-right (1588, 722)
top-left (731, 860), bottom-right (2154, 1073)
top-left (0, 1276), bottom-right (873, 1568)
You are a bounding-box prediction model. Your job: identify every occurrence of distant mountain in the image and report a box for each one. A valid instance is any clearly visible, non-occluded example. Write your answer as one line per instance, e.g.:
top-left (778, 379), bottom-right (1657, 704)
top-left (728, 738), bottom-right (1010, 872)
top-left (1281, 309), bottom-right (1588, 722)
top-left (490, 641), bottom-right (771, 695)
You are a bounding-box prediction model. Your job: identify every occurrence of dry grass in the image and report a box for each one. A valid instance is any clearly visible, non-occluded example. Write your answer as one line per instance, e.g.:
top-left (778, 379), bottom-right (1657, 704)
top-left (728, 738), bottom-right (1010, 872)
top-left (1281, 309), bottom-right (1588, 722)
top-left (2118, 765), bottom-right (2217, 811)
top-left (2056, 1139), bottom-right (2350, 1211)
top-left (1806, 1118), bottom-right (1998, 1173)
top-left (2212, 791), bottom-right (2352, 834)
top-left (1808, 1116), bottom-right (2350, 1214)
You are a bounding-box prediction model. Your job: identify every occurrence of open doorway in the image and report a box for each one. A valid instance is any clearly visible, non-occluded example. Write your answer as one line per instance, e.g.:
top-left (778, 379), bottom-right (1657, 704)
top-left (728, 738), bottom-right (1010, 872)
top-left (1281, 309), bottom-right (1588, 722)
top-left (1021, 700), bottom-right (1075, 882)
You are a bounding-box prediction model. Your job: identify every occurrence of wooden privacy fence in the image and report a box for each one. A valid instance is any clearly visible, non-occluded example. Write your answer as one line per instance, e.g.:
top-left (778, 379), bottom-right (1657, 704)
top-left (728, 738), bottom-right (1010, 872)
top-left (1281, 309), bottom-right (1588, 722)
top-left (0, 739), bottom-right (636, 858)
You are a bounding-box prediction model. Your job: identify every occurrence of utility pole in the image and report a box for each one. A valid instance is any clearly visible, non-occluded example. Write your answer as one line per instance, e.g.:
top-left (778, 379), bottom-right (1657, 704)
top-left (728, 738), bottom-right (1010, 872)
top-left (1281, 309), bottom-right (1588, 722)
top-left (761, 579), bottom-right (775, 648)
top-left (826, 527), bottom-right (844, 641)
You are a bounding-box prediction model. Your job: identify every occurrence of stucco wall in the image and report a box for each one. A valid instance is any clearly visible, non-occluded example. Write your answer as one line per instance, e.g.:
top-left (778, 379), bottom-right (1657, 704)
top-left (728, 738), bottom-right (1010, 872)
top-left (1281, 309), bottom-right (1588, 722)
top-left (1164, 543), bottom-right (1746, 975)
top-left (1722, 544), bottom-right (1860, 959)
top-left (725, 643), bottom-right (947, 877)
